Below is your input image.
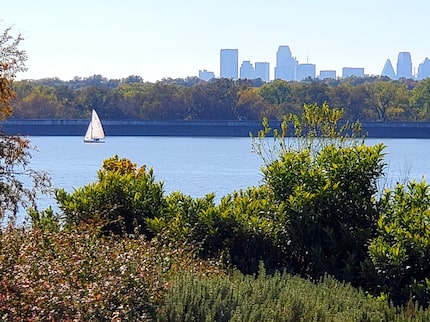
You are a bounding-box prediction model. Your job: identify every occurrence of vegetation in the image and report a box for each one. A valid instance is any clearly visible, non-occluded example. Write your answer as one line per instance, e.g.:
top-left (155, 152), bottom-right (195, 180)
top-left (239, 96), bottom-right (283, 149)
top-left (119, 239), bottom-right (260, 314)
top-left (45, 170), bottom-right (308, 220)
top-left (7, 74), bottom-right (430, 122)
top-left (55, 155), bottom-right (165, 235)
top-left (0, 222), bottom-right (224, 321)
top-left (159, 266), bottom-right (430, 321)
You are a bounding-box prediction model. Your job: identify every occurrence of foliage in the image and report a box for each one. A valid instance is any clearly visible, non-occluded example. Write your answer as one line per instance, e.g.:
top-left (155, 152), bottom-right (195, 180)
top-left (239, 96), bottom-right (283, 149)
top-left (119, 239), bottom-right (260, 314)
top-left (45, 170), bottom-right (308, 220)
top-left (147, 187), bottom-right (288, 274)
top-left (158, 265), bottom-right (430, 321)
top-left (0, 26), bottom-right (51, 223)
top-left (9, 75), bottom-right (430, 122)
top-left (369, 180), bottom-right (430, 306)
top-left (55, 155), bottom-right (165, 235)
top-left (252, 103), bottom-right (386, 284)
top-left (0, 225), bottom-right (224, 321)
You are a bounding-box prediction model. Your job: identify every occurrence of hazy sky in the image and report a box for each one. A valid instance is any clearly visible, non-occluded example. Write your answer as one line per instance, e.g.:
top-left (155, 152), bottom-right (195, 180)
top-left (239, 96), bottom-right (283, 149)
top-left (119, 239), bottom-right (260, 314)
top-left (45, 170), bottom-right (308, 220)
top-left (3, 0), bottom-right (429, 82)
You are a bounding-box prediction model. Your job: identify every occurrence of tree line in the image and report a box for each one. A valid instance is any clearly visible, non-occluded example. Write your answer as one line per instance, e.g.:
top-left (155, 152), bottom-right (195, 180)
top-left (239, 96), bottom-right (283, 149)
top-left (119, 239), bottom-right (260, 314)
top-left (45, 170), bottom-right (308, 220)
top-left (10, 74), bottom-right (430, 122)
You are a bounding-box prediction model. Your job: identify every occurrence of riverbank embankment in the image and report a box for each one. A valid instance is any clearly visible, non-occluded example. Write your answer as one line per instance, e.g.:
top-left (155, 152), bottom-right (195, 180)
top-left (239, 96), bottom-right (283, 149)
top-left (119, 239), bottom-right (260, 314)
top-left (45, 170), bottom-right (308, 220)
top-left (2, 119), bottom-right (430, 138)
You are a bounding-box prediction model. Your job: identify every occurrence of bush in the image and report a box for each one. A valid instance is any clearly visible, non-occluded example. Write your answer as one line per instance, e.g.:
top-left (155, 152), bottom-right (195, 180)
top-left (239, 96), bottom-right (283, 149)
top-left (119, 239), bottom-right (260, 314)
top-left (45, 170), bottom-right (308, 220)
top-left (0, 225), bottom-right (224, 321)
top-left (147, 187), bottom-right (286, 274)
top-left (369, 180), bottom-right (430, 307)
top-left (158, 265), bottom-right (430, 321)
top-left (55, 155), bottom-right (165, 235)
top-left (255, 104), bottom-right (386, 283)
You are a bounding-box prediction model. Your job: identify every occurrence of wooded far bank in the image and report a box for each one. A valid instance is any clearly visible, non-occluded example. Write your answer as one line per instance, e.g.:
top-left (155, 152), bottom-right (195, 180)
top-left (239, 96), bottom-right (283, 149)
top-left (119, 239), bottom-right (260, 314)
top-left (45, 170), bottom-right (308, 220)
top-left (10, 75), bottom-right (430, 122)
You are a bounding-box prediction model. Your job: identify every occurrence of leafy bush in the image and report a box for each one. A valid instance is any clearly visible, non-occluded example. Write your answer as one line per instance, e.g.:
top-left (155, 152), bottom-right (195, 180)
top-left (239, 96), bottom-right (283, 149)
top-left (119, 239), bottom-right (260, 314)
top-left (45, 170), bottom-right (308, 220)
top-left (147, 187), bottom-right (286, 274)
top-left (254, 104), bottom-right (386, 283)
top-left (369, 180), bottom-right (430, 306)
top-left (55, 155), bottom-right (165, 235)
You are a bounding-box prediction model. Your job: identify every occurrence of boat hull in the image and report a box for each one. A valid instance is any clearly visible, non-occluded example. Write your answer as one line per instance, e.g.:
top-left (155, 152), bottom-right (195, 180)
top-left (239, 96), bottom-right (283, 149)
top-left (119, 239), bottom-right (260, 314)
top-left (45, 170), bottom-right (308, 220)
top-left (84, 139), bottom-right (105, 143)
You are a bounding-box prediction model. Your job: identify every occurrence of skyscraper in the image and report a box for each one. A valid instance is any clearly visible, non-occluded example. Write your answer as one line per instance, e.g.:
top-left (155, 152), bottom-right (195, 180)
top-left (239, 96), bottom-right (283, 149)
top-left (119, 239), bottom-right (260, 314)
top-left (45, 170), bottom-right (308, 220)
top-left (240, 60), bottom-right (255, 79)
top-left (255, 62), bottom-right (270, 82)
top-left (274, 45), bottom-right (297, 81)
top-left (396, 52), bottom-right (412, 79)
top-left (220, 49), bottom-right (238, 79)
top-left (417, 57), bottom-right (430, 80)
top-left (381, 59), bottom-right (396, 79)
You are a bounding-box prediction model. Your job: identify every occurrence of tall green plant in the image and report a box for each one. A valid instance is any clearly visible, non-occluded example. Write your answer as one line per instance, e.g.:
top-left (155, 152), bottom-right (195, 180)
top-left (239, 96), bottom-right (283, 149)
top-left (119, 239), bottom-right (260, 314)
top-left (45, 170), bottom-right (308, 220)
top-left (55, 155), bottom-right (165, 235)
top-left (253, 103), bottom-right (386, 283)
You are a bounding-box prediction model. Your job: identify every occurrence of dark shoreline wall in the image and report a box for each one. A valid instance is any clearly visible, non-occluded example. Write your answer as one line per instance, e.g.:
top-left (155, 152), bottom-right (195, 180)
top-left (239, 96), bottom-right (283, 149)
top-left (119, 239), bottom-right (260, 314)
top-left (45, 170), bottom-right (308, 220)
top-left (2, 119), bottom-right (430, 138)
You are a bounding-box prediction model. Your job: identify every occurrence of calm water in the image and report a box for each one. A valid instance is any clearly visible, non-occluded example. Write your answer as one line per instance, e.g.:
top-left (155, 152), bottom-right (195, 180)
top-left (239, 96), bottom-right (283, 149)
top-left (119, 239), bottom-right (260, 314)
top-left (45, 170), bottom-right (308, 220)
top-left (27, 136), bottom-right (263, 211)
top-left (14, 136), bottom-right (430, 221)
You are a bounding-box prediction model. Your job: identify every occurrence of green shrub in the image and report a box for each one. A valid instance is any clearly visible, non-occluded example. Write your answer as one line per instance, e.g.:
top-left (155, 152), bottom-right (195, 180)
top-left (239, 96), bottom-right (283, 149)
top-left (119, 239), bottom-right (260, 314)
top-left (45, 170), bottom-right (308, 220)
top-left (369, 180), bottom-right (430, 307)
top-left (158, 265), bottom-right (430, 321)
top-left (55, 155), bottom-right (165, 235)
top-left (255, 104), bottom-right (386, 283)
top-left (147, 187), bottom-right (286, 274)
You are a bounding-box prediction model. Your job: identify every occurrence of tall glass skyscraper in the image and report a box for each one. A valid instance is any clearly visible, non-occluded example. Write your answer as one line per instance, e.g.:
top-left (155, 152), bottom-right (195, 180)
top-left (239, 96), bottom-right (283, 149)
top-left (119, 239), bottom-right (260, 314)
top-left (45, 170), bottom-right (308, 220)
top-left (381, 59), bottom-right (396, 79)
top-left (417, 57), bottom-right (430, 80)
top-left (396, 52), bottom-right (412, 79)
top-left (220, 49), bottom-right (238, 79)
top-left (274, 45), bottom-right (297, 81)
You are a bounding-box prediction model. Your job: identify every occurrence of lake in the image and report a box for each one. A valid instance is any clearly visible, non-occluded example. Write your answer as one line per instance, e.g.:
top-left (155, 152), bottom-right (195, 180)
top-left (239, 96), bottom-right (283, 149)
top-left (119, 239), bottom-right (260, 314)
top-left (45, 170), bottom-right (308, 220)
top-left (12, 136), bottom-right (430, 222)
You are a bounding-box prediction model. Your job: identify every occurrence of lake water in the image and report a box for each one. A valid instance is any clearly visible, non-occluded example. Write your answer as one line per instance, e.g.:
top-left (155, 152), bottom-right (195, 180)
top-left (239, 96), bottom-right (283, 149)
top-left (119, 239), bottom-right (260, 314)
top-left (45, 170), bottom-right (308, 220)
top-left (12, 136), bottom-right (430, 222)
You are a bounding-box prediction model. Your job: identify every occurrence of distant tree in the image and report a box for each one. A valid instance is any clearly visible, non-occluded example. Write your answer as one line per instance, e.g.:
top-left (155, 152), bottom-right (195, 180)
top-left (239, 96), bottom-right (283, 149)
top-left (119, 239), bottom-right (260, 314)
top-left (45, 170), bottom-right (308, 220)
top-left (235, 88), bottom-right (269, 120)
top-left (0, 26), bottom-right (50, 222)
top-left (122, 75), bottom-right (144, 84)
top-left (368, 81), bottom-right (409, 121)
top-left (410, 78), bottom-right (430, 121)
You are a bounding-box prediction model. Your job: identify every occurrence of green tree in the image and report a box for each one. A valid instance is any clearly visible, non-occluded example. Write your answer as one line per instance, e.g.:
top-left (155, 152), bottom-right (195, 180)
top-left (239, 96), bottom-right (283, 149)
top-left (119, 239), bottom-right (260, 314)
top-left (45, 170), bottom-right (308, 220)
top-left (368, 80), bottom-right (409, 121)
top-left (0, 26), bottom-right (50, 222)
top-left (410, 78), bottom-right (430, 121)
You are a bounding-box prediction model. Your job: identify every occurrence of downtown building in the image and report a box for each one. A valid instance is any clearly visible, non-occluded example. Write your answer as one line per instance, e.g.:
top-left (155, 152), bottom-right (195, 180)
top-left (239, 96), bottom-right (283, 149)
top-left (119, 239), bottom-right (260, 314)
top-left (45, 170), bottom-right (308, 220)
top-left (396, 52), bottom-right (413, 79)
top-left (381, 59), bottom-right (396, 79)
top-left (274, 45), bottom-right (298, 81)
top-left (239, 61), bottom-right (270, 82)
top-left (240, 60), bottom-right (255, 79)
top-left (254, 62), bottom-right (270, 82)
top-left (417, 57), bottom-right (430, 80)
top-left (220, 49), bottom-right (238, 79)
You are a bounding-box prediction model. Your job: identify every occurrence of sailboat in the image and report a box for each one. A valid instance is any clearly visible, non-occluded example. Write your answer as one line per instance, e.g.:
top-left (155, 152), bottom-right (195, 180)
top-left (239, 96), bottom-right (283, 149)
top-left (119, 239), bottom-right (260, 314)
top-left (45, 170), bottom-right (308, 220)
top-left (84, 109), bottom-right (105, 143)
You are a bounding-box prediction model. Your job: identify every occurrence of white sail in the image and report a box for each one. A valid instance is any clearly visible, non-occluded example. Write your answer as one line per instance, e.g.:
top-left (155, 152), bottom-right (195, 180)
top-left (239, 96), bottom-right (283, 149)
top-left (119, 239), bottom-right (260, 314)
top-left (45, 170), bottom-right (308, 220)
top-left (84, 109), bottom-right (105, 142)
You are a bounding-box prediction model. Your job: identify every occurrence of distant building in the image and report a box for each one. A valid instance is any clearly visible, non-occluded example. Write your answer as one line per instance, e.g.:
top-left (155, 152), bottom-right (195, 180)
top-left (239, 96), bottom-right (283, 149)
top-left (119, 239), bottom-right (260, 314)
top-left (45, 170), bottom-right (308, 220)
top-left (396, 52), bottom-right (412, 79)
top-left (198, 69), bottom-right (215, 81)
top-left (296, 63), bottom-right (316, 81)
top-left (417, 57), bottom-right (430, 80)
top-left (240, 60), bottom-right (255, 79)
top-left (255, 62), bottom-right (270, 82)
top-left (274, 45), bottom-right (297, 81)
top-left (342, 67), bottom-right (365, 78)
top-left (319, 70), bottom-right (336, 79)
top-left (220, 49), bottom-right (238, 79)
top-left (381, 59), bottom-right (396, 79)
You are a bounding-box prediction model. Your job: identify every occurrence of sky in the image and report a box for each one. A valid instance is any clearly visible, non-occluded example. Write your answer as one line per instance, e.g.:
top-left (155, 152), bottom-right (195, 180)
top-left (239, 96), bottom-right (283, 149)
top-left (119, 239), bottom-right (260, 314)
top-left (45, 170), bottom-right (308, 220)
top-left (2, 0), bottom-right (430, 82)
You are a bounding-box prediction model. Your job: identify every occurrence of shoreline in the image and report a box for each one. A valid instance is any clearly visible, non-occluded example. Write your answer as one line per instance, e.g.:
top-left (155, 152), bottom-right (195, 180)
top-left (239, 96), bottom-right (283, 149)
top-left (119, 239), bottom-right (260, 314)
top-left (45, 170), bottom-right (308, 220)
top-left (2, 119), bottom-right (430, 138)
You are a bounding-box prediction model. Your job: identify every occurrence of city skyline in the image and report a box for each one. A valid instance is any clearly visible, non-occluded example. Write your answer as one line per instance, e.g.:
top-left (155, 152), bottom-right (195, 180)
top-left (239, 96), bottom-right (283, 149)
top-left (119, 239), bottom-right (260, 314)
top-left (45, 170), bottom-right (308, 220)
top-left (3, 1), bottom-right (430, 82)
top-left (214, 46), bottom-right (429, 82)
